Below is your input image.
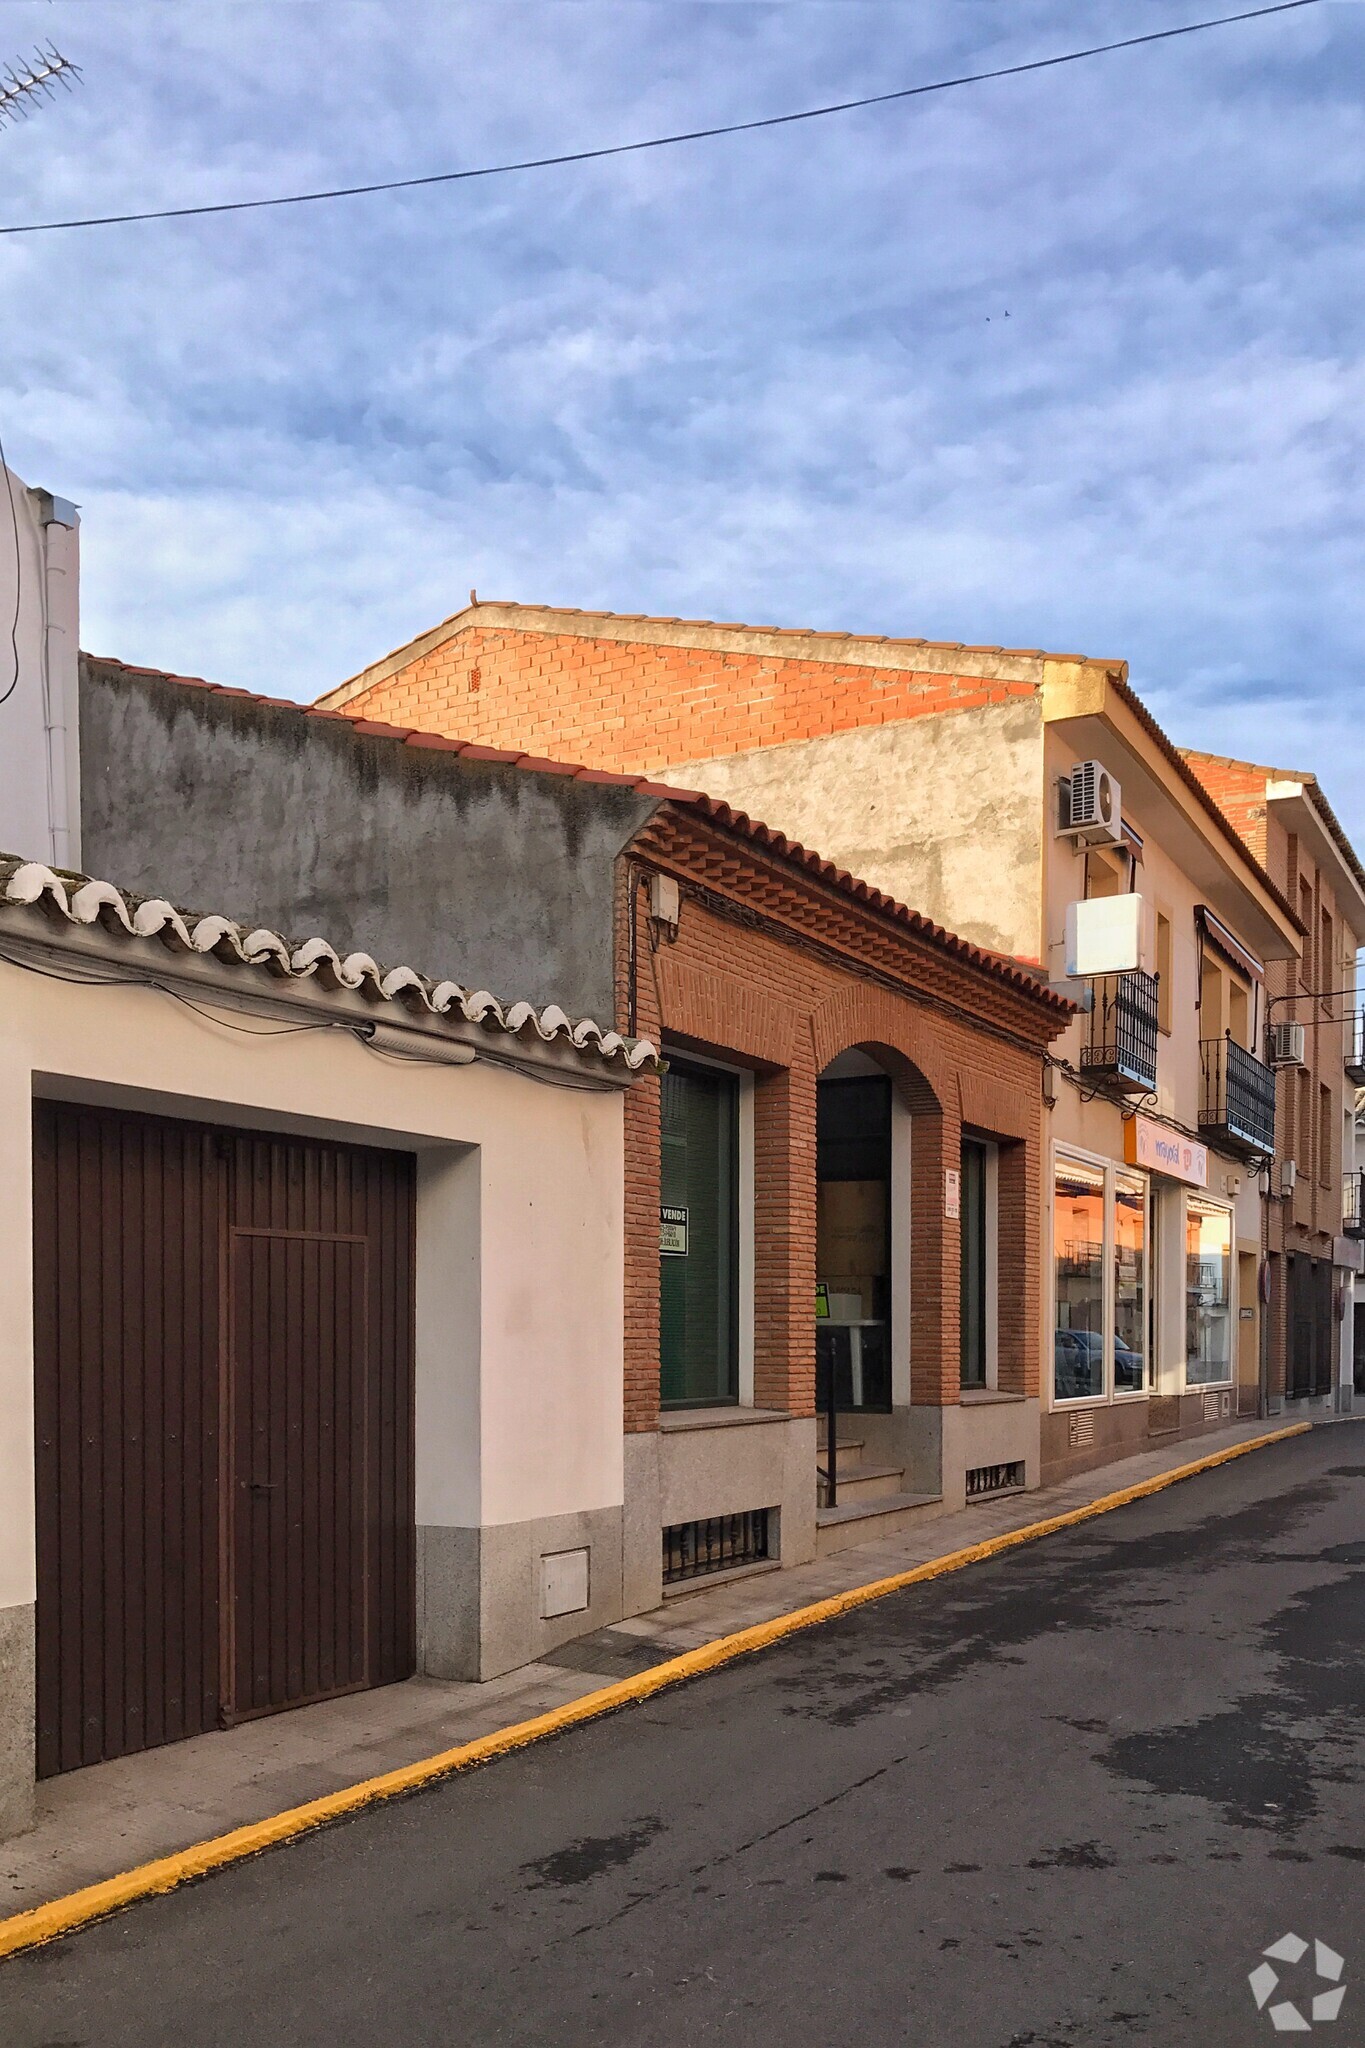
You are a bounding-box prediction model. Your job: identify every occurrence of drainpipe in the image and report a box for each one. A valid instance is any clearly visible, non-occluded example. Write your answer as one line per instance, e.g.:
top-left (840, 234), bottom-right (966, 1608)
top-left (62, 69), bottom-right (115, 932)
top-left (33, 490), bottom-right (80, 872)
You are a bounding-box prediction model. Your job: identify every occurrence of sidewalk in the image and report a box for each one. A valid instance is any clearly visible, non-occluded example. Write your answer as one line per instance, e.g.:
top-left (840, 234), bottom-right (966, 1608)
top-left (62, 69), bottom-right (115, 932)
top-left (0, 1417), bottom-right (1307, 1917)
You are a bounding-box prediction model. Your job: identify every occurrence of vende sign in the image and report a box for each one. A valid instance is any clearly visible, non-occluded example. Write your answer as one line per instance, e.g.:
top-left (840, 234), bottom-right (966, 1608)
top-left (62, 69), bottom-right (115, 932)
top-left (1124, 1114), bottom-right (1208, 1188)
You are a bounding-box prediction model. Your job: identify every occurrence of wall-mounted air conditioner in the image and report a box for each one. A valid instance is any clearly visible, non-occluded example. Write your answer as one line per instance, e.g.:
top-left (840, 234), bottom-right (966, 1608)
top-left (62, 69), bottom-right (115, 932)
top-left (1059, 761), bottom-right (1123, 847)
top-left (1278, 1161), bottom-right (1297, 1197)
top-left (1269, 1021), bottom-right (1306, 1068)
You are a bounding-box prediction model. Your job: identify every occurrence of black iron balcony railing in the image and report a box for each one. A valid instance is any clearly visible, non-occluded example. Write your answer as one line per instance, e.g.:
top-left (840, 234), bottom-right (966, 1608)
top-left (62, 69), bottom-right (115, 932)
top-left (1199, 1034), bottom-right (1277, 1157)
top-left (1347, 1013), bottom-right (1365, 1088)
top-left (1345, 1171), bottom-right (1365, 1239)
top-left (1081, 969), bottom-right (1159, 1094)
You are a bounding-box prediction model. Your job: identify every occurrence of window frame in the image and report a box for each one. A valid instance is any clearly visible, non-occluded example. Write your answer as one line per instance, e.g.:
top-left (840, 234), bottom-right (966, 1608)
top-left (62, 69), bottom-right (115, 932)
top-left (1050, 1142), bottom-right (1151, 1410)
top-left (658, 1052), bottom-right (743, 1412)
top-left (1182, 1193), bottom-right (1235, 1390)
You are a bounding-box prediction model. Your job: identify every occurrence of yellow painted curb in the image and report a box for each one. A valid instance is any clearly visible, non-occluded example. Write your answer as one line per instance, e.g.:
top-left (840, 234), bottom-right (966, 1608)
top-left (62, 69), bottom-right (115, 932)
top-left (0, 1420), bottom-right (1310, 1963)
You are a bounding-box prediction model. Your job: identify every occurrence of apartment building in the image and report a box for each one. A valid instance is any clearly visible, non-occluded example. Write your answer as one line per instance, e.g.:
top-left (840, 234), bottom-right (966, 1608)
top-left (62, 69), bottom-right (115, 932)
top-left (1184, 754), bottom-right (1365, 1416)
top-left (321, 604), bottom-right (1305, 1480)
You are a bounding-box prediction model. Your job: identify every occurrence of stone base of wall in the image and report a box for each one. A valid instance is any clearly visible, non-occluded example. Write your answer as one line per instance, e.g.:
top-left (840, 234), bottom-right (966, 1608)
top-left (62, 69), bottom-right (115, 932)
top-left (1040, 1390), bottom-right (1239, 1488)
top-left (0, 1602), bottom-right (35, 1842)
top-left (417, 1506), bottom-right (625, 1683)
top-left (623, 1412), bottom-right (818, 1613)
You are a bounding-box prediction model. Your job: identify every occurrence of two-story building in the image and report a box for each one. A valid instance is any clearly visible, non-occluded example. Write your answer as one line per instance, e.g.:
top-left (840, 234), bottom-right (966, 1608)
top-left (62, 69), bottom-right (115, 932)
top-left (1183, 752), bottom-right (1365, 1418)
top-left (321, 604), bottom-right (1306, 1480)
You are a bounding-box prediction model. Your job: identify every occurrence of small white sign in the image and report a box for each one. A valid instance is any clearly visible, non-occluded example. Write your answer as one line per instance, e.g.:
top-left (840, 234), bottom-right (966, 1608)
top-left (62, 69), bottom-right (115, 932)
top-left (660, 1204), bottom-right (688, 1256)
top-left (1065, 893), bottom-right (1149, 978)
top-left (944, 1169), bottom-right (961, 1220)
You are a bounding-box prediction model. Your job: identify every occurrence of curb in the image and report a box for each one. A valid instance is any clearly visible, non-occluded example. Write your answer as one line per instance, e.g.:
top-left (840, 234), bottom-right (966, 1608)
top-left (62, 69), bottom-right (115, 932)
top-left (0, 1420), bottom-right (1310, 1962)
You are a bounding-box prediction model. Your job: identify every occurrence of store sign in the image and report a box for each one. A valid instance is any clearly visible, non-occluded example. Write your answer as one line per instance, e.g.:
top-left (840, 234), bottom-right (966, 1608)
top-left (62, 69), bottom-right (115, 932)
top-left (660, 1205), bottom-right (688, 1256)
top-left (944, 1168), bottom-right (961, 1220)
top-left (1124, 1114), bottom-right (1207, 1188)
top-left (815, 1282), bottom-right (830, 1321)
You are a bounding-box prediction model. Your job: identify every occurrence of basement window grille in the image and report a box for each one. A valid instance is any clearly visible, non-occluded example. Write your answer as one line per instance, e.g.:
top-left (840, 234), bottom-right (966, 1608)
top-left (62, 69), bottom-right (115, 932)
top-left (965, 1460), bottom-right (1026, 1500)
top-left (663, 1509), bottom-right (771, 1586)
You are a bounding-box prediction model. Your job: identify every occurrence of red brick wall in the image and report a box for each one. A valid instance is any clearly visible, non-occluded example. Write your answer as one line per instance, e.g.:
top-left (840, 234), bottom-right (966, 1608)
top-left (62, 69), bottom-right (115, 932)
top-left (1182, 752), bottom-right (1270, 869)
top-left (616, 816), bottom-right (1053, 1432)
top-left (338, 623), bottom-right (1037, 776)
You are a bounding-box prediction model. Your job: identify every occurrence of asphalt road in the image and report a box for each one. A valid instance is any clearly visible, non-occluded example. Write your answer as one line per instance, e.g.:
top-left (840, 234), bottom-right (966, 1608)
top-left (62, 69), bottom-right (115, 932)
top-left (3, 1426), bottom-right (1362, 2048)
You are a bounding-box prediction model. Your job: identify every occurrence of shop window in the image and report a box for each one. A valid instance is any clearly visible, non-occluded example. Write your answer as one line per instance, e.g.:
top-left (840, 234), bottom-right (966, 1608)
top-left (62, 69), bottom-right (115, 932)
top-left (960, 1137), bottom-right (990, 1390)
top-left (660, 1062), bottom-right (739, 1408)
top-left (816, 1075), bottom-right (892, 1413)
top-left (1054, 1157), bottom-right (1106, 1400)
top-left (1185, 1197), bottom-right (1233, 1386)
top-left (1113, 1171), bottom-right (1148, 1393)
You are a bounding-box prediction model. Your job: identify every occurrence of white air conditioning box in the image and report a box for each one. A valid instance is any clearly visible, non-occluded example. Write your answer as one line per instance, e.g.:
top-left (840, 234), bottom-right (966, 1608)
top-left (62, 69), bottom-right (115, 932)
top-left (1279, 1161), bottom-right (1297, 1196)
top-left (1064, 893), bottom-right (1151, 979)
top-left (1060, 760), bottom-right (1123, 846)
top-left (1269, 1021), bottom-right (1306, 1068)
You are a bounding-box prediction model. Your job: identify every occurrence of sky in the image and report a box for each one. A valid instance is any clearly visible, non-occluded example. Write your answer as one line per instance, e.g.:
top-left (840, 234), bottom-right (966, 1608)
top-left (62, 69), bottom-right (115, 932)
top-left (1, 0), bottom-right (1362, 830)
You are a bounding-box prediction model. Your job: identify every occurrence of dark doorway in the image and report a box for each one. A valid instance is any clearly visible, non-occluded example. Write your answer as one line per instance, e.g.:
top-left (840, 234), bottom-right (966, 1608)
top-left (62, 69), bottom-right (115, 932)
top-left (33, 1101), bottom-right (416, 1778)
top-left (816, 1073), bottom-right (892, 1414)
top-left (959, 1138), bottom-right (989, 1390)
top-left (1287, 1251), bottom-right (1333, 1400)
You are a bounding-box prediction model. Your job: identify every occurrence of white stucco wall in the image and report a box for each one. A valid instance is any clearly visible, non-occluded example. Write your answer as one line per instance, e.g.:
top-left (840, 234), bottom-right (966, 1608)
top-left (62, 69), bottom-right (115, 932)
top-left (0, 467), bottom-right (80, 870)
top-left (0, 955), bottom-right (627, 1611)
top-left (661, 699), bottom-right (1046, 961)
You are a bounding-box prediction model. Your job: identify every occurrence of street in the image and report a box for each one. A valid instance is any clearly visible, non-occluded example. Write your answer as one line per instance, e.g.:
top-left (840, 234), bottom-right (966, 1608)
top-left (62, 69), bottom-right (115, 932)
top-left (2, 1426), bottom-right (1360, 2048)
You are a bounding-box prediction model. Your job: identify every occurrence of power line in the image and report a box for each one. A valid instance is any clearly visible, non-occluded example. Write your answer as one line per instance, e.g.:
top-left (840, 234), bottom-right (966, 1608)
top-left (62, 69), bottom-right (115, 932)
top-left (0, 0), bottom-right (1320, 239)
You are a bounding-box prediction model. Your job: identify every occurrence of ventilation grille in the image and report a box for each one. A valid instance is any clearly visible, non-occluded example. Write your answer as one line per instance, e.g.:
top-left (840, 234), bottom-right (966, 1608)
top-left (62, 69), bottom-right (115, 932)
top-left (663, 1510), bottom-right (771, 1587)
top-left (966, 1461), bottom-right (1026, 1500)
top-left (1069, 1409), bottom-right (1096, 1448)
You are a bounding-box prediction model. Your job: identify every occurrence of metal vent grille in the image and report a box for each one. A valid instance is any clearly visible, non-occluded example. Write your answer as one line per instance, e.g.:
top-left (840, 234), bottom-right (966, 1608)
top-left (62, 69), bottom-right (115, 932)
top-left (1068, 1409), bottom-right (1096, 1447)
top-left (966, 1461), bottom-right (1026, 1499)
top-left (1069, 759), bottom-right (1097, 827)
top-left (663, 1510), bottom-right (771, 1587)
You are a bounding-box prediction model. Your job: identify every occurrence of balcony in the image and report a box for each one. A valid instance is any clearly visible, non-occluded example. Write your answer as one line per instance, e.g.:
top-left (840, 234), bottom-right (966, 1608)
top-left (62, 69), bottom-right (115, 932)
top-left (1199, 1035), bottom-right (1277, 1157)
top-left (1080, 970), bottom-right (1159, 1094)
top-left (1347, 1012), bottom-right (1365, 1089)
top-left (1345, 1171), bottom-right (1365, 1239)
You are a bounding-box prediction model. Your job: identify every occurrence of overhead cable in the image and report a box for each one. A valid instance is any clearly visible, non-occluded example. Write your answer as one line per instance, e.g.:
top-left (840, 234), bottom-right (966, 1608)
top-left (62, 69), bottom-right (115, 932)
top-left (0, 1), bottom-right (1320, 239)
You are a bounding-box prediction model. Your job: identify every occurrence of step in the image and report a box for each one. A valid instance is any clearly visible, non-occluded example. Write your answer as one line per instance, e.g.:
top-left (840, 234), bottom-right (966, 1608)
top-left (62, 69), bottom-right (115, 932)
top-left (816, 1462), bottom-right (906, 1508)
top-left (815, 1489), bottom-right (947, 1557)
top-left (815, 1435), bottom-right (866, 1462)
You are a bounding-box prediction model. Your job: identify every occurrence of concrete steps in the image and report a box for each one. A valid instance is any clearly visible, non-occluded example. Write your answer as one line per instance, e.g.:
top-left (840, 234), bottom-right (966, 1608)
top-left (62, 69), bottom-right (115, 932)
top-left (815, 1490), bottom-right (947, 1556)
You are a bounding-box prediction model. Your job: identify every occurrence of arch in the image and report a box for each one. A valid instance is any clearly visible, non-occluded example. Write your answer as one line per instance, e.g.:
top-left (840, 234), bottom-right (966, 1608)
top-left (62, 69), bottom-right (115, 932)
top-left (810, 986), bottom-right (946, 1116)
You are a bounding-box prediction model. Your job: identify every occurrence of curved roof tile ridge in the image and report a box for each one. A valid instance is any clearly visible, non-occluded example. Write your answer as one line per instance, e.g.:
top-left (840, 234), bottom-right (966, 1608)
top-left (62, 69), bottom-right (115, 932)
top-left (1, 860), bottom-right (660, 1073)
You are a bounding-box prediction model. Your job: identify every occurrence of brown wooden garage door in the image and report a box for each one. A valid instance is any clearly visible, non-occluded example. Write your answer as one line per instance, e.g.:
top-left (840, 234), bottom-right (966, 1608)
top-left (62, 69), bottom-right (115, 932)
top-left (33, 1102), bottom-right (416, 1778)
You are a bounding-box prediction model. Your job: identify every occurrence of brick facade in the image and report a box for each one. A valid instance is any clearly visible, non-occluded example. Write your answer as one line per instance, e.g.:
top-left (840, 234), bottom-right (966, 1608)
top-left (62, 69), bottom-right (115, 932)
top-left (328, 612), bottom-right (1038, 776)
top-left (617, 801), bottom-right (1065, 1433)
top-left (1184, 751), bottom-right (1363, 1406)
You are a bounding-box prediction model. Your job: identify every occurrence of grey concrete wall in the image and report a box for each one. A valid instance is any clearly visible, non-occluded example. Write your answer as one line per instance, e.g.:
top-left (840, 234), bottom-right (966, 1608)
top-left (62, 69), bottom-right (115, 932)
top-left (418, 1508), bottom-right (625, 1681)
top-left (0, 1603), bottom-right (35, 1839)
top-left (660, 700), bottom-right (1045, 960)
top-left (653, 1414), bottom-right (818, 1575)
top-left (78, 659), bottom-right (660, 1021)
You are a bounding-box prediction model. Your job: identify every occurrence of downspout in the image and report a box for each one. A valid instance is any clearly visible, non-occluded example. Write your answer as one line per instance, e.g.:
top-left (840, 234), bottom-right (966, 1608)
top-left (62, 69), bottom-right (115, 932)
top-left (34, 491), bottom-right (80, 872)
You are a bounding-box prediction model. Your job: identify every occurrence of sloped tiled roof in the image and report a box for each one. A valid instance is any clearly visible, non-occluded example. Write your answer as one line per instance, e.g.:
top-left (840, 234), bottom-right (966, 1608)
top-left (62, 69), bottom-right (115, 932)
top-left (83, 654), bottom-right (1070, 1015)
top-left (0, 857), bottom-right (661, 1073)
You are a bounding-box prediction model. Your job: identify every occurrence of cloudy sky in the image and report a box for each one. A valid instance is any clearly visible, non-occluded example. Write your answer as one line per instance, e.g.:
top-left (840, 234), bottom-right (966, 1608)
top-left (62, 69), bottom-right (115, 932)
top-left (1, 0), bottom-right (1361, 825)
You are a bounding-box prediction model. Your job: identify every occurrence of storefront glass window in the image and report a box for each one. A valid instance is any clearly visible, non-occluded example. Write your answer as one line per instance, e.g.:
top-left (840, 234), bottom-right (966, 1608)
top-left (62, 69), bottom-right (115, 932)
top-left (1113, 1171), bottom-right (1148, 1393)
top-left (660, 1063), bottom-right (739, 1407)
top-left (1054, 1157), bottom-right (1106, 1400)
top-left (1185, 1197), bottom-right (1232, 1386)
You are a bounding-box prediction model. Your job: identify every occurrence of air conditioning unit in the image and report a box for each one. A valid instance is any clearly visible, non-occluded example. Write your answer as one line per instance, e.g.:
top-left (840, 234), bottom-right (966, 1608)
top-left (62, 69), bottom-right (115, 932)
top-left (1269, 1021), bottom-right (1306, 1068)
top-left (1060, 761), bottom-right (1122, 847)
top-left (1278, 1161), bottom-right (1297, 1197)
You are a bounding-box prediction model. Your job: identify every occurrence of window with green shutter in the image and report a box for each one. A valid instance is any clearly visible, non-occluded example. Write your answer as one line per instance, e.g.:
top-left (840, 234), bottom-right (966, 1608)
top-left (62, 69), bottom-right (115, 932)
top-left (660, 1062), bottom-right (739, 1408)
